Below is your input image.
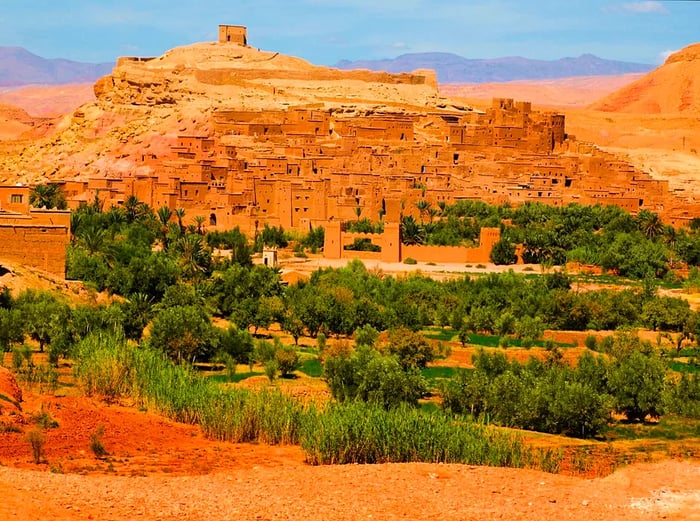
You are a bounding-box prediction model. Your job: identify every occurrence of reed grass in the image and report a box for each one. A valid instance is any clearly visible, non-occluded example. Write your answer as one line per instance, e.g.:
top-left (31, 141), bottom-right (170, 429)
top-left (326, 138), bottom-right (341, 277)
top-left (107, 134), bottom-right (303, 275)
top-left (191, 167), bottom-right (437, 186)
top-left (300, 401), bottom-right (562, 470)
top-left (72, 333), bottom-right (563, 473)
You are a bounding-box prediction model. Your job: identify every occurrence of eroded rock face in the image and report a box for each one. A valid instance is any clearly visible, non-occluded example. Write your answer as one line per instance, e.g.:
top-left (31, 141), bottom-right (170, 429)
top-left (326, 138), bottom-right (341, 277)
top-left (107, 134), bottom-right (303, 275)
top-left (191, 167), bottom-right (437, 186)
top-left (0, 366), bottom-right (22, 409)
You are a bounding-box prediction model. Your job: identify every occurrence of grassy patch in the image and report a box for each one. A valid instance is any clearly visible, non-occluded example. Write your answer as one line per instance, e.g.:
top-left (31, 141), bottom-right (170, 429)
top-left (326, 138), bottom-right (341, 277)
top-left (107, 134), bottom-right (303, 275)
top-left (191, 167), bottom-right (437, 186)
top-left (423, 327), bottom-right (457, 342)
top-left (461, 333), bottom-right (577, 349)
top-left (668, 360), bottom-right (700, 374)
top-left (606, 415), bottom-right (700, 441)
top-left (72, 332), bottom-right (566, 474)
top-left (207, 371), bottom-right (264, 384)
top-left (301, 401), bottom-right (563, 471)
top-left (299, 358), bottom-right (323, 378)
top-left (421, 366), bottom-right (460, 381)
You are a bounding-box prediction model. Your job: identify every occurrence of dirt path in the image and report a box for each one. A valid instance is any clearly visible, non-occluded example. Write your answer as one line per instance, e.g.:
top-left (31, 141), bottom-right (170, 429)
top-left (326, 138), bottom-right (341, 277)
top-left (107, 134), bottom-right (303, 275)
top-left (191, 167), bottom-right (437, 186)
top-left (2, 377), bottom-right (700, 520)
top-left (2, 459), bottom-right (700, 520)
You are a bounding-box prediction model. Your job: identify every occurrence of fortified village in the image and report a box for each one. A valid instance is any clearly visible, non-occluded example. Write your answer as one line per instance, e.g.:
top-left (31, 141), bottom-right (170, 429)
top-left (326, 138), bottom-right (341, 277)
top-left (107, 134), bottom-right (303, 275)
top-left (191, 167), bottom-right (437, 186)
top-left (0, 25), bottom-right (698, 275)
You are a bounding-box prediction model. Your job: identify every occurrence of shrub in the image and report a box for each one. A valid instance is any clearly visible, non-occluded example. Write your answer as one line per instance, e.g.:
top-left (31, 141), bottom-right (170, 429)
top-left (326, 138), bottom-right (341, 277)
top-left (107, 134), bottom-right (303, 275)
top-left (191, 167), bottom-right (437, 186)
top-left (354, 324), bottom-right (379, 348)
top-left (217, 326), bottom-right (254, 365)
top-left (89, 425), bottom-right (108, 458)
top-left (584, 335), bottom-right (598, 351)
top-left (384, 327), bottom-right (439, 369)
top-left (264, 359), bottom-right (279, 382)
top-left (30, 406), bottom-right (59, 429)
top-left (26, 429), bottom-right (45, 464)
top-left (442, 350), bottom-right (612, 438)
top-left (323, 345), bottom-right (427, 408)
top-left (607, 350), bottom-right (666, 421)
top-left (403, 258), bottom-right (418, 265)
top-left (275, 345), bottom-right (300, 378)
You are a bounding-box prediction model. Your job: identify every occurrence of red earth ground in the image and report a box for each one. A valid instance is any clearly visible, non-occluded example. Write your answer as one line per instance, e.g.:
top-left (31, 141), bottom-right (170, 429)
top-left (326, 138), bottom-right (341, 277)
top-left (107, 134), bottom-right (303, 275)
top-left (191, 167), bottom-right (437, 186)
top-left (1, 364), bottom-right (700, 520)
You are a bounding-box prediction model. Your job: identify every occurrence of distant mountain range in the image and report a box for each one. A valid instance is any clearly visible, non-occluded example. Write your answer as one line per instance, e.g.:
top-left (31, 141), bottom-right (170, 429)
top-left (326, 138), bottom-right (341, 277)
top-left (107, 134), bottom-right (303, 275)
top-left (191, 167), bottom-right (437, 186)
top-left (0, 47), bottom-right (113, 87)
top-left (0, 46), bottom-right (655, 87)
top-left (335, 52), bottom-right (655, 83)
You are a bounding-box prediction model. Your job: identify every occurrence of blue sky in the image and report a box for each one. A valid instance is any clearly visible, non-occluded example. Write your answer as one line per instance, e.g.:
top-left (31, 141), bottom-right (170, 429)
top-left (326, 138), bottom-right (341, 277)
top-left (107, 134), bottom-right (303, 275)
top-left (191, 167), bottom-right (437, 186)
top-left (1, 1), bottom-right (696, 65)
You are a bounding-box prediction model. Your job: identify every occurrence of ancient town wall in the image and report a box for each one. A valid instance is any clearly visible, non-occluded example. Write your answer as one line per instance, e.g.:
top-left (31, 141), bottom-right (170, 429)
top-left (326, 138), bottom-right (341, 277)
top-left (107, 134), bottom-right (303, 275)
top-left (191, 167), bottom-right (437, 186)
top-left (324, 224), bottom-right (500, 265)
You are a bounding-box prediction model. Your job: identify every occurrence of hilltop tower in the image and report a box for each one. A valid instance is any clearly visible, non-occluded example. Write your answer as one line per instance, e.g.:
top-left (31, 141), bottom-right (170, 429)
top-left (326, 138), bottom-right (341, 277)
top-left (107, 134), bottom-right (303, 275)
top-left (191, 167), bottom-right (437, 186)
top-left (218, 25), bottom-right (248, 46)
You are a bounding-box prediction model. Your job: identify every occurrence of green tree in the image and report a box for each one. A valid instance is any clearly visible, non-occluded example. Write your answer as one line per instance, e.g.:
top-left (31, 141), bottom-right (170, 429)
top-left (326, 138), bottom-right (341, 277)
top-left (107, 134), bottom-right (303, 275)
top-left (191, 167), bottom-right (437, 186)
top-left (607, 350), bottom-right (666, 422)
top-left (174, 233), bottom-right (212, 280)
top-left (323, 345), bottom-right (427, 409)
top-left (148, 305), bottom-right (215, 363)
top-left (275, 344), bottom-right (300, 377)
top-left (384, 327), bottom-right (439, 369)
top-left (217, 326), bottom-right (254, 365)
top-left (29, 183), bottom-right (67, 210)
top-left (14, 290), bottom-right (70, 352)
top-left (490, 237), bottom-right (517, 265)
top-left (0, 308), bottom-right (24, 351)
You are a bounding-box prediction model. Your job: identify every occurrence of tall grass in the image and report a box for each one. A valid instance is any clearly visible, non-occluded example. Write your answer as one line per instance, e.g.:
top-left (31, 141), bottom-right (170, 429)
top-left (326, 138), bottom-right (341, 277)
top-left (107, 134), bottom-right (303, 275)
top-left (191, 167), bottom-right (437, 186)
top-left (301, 401), bottom-right (562, 470)
top-left (72, 333), bottom-right (301, 442)
top-left (72, 333), bottom-right (563, 473)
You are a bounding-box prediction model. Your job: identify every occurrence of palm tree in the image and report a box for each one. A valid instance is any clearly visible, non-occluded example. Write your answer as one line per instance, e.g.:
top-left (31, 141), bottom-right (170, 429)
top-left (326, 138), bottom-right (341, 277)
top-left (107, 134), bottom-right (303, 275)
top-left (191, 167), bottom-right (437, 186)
top-left (415, 199), bottom-right (431, 225)
top-left (124, 195), bottom-right (150, 223)
top-left (29, 183), bottom-right (66, 210)
top-left (427, 207), bottom-right (439, 224)
top-left (174, 208), bottom-right (186, 233)
top-left (354, 206), bottom-right (363, 222)
top-left (156, 206), bottom-right (174, 250)
top-left (79, 226), bottom-right (108, 255)
top-left (636, 210), bottom-right (664, 240)
top-left (400, 215), bottom-right (426, 245)
top-left (176, 234), bottom-right (212, 280)
top-left (192, 215), bottom-right (206, 235)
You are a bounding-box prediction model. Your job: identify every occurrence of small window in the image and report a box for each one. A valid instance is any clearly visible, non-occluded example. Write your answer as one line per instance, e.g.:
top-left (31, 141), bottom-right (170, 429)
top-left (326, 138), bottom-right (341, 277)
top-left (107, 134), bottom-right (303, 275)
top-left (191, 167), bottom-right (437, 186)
top-left (10, 194), bottom-right (23, 204)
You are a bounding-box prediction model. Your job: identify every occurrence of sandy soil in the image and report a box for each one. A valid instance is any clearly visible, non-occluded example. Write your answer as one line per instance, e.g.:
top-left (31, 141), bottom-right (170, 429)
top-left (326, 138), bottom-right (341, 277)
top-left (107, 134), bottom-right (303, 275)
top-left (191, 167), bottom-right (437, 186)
top-left (2, 389), bottom-right (700, 521)
top-left (2, 458), bottom-right (700, 521)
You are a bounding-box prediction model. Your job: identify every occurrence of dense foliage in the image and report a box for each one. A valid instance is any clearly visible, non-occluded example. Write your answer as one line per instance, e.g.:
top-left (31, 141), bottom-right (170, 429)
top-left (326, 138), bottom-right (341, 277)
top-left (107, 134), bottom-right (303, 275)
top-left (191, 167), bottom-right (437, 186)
top-left (393, 200), bottom-right (700, 279)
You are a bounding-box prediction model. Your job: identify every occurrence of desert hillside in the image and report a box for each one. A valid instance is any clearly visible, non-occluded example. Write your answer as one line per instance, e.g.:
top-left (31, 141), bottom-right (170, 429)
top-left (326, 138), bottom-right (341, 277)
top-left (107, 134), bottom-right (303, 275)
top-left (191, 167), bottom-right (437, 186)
top-left (0, 83), bottom-right (95, 117)
top-left (441, 73), bottom-right (644, 109)
top-left (0, 41), bottom-right (456, 184)
top-left (590, 43), bottom-right (700, 114)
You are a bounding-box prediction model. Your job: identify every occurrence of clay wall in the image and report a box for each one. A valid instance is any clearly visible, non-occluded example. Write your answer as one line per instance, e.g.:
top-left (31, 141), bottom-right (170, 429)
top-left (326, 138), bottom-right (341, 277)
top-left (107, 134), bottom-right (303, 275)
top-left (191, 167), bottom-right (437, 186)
top-left (0, 186), bottom-right (30, 213)
top-left (0, 209), bottom-right (70, 277)
top-left (218, 25), bottom-right (247, 46)
top-left (325, 224), bottom-right (499, 265)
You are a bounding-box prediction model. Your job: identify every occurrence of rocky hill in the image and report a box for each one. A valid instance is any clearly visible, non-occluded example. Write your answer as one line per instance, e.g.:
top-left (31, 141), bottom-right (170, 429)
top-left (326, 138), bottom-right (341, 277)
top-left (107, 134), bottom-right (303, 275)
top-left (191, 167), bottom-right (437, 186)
top-left (0, 40), bottom-right (460, 184)
top-left (590, 43), bottom-right (700, 114)
top-left (336, 52), bottom-right (654, 83)
top-left (0, 46), bottom-right (113, 87)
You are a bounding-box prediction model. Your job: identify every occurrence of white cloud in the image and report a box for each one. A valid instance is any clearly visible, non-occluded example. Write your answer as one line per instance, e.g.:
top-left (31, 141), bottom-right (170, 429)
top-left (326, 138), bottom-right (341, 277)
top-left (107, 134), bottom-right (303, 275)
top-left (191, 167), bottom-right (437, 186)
top-left (658, 48), bottom-right (679, 63)
top-left (619, 1), bottom-right (668, 14)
